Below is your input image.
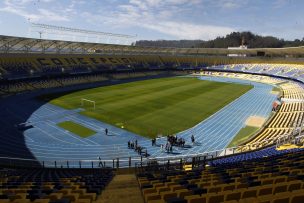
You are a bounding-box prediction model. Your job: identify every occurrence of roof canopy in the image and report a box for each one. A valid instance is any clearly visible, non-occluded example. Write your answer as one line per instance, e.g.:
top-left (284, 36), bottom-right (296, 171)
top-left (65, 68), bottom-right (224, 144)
top-left (1, 35), bottom-right (304, 56)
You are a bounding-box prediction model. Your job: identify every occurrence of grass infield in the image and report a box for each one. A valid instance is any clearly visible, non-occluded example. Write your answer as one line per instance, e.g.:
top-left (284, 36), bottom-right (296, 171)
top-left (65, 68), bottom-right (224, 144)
top-left (57, 121), bottom-right (96, 138)
top-left (227, 126), bottom-right (259, 147)
top-left (49, 77), bottom-right (253, 138)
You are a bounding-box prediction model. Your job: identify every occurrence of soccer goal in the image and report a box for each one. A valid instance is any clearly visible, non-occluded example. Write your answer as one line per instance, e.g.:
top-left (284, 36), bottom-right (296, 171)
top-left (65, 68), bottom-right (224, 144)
top-left (81, 98), bottom-right (96, 110)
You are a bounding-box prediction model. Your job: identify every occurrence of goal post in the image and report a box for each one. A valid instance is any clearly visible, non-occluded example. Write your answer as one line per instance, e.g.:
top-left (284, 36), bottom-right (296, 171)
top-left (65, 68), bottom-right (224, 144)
top-left (81, 98), bottom-right (96, 110)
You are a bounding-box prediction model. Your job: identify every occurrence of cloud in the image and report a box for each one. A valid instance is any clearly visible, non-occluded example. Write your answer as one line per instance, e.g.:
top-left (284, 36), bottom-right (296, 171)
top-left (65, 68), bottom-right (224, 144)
top-left (210, 0), bottom-right (249, 9)
top-left (273, 0), bottom-right (290, 8)
top-left (143, 21), bottom-right (234, 40)
top-left (0, 0), bottom-right (237, 40)
top-left (0, 0), bottom-right (71, 22)
top-left (82, 0), bottom-right (235, 40)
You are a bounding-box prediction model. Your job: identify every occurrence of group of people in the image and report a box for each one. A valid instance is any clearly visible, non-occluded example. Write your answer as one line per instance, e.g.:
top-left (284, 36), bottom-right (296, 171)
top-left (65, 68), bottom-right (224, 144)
top-left (128, 139), bottom-right (148, 157)
top-left (161, 141), bottom-right (173, 153)
top-left (128, 139), bottom-right (138, 149)
top-left (167, 134), bottom-right (186, 147)
top-left (159, 134), bottom-right (196, 153)
top-left (126, 134), bottom-right (196, 155)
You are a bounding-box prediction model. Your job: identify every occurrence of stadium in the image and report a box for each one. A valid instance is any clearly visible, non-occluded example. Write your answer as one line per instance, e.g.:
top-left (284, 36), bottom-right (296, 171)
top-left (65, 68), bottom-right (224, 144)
top-left (1, 1), bottom-right (304, 203)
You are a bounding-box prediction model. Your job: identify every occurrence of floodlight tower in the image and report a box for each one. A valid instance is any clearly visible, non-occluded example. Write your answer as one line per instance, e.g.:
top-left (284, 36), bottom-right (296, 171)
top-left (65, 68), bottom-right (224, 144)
top-left (241, 36), bottom-right (245, 46)
top-left (38, 31), bottom-right (43, 39)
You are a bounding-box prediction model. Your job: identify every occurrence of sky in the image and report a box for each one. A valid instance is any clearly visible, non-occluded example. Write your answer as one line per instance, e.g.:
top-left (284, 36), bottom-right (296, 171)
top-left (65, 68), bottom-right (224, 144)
top-left (0, 0), bottom-right (303, 42)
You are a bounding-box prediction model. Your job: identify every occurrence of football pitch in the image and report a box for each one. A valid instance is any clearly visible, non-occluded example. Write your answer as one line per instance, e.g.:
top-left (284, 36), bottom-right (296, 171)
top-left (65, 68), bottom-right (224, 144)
top-left (48, 77), bottom-right (253, 138)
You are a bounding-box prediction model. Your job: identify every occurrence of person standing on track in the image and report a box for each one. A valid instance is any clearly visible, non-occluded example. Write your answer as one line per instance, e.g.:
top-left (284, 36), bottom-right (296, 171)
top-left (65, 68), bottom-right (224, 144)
top-left (191, 134), bottom-right (195, 145)
top-left (98, 156), bottom-right (104, 168)
top-left (105, 128), bottom-right (108, 135)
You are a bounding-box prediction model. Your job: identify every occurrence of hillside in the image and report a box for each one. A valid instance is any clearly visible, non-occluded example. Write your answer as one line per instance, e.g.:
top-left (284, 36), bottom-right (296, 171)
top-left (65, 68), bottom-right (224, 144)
top-left (135, 32), bottom-right (304, 48)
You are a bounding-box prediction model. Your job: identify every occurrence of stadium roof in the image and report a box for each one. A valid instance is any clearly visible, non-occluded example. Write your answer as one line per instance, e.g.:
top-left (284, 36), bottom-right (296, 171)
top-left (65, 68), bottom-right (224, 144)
top-left (1, 35), bottom-right (304, 56)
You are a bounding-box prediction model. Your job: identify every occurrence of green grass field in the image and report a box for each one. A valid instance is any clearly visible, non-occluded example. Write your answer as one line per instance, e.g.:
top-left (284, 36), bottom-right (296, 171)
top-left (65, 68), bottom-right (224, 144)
top-left (57, 121), bottom-right (97, 137)
top-left (227, 126), bottom-right (259, 147)
top-left (49, 77), bottom-right (253, 138)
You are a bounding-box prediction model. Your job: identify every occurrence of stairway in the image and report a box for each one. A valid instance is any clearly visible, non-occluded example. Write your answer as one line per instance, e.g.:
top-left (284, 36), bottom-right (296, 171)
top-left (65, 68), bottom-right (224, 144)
top-left (96, 174), bottom-right (144, 203)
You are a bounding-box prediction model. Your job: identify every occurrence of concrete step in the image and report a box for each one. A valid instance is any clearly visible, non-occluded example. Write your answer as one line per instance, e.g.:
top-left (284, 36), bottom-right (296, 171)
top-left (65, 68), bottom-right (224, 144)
top-left (96, 174), bottom-right (144, 203)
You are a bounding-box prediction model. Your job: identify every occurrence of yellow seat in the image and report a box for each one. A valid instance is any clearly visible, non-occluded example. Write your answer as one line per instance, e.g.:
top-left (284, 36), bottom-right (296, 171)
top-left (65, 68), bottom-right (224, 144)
top-left (262, 179), bottom-right (274, 185)
top-left (11, 200), bottom-right (31, 203)
top-left (239, 197), bottom-right (259, 203)
top-left (291, 191), bottom-right (304, 203)
top-left (258, 192), bottom-right (291, 203)
top-left (147, 199), bottom-right (165, 203)
top-left (143, 188), bottom-right (157, 195)
top-left (178, 190), bottom-right (193, 198)
top-left (272, 196), bottom-right (289, 203)
top-left (153, 183), bottom-right (165, 189)
top-left (272, 192), bottom-right (292, 203)
top-left (208, 186), bottom-right (222, 193)
top-left (161, 191), bottom-right (177, 201)
top-left (44, 193), bottom-right (63, 201)
top-left (57, 188), bottom-right (71, 195)
top-left (208, 193), bottom-right (224, 203)
top-left (236, 183), bottom-right (248, 189)
top-left (225, 191), bottom-right (241, 201)
top-left (224, 201), bottom-right (238, 203)
top-left (76, 198), bottom-right (92, 203)
top-left (274, 177), bottom-right (286, 184)
top-left (258, 186), bottom-right (273, 196)
top-left (32, 200), bottom-right (50, 203)
top-left (165, 182), bottom-right (177, 187)
top-left (185, 195), bottom-right (206, 203)
top-left (157, 186), bottom-right (170, 193)
top-left (145, 193), bottom-right (161, 202)
top-left (62, 193), bottom-right (79, 202)
top-left (71, 189), bottom-right (86, 195)
top-left (79, 193), bottom-right (96, 201)
top-left (170, 185), bottom-right (185, 191)
top-left (273, 183), bottom-right (288, 194)
top-left (288, 181), bottom-right (302, 192)
top-left (241, 189), bottom-right (257, 199)
top-left (223, 184), bottom-right (235, 191)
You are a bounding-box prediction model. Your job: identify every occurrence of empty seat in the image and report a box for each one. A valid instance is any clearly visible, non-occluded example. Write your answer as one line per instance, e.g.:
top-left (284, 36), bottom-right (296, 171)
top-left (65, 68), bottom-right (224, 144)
top-left (242, 189), bottom-right (257, 199)
top-left (273, 184), bottom-right (287, 194)
top-left (258, 186), bottom-right (273, 196)
top-left (185, 195), bottom-right (206, 203)
top-left (225, 191), bottom-right (242, 201)
top-left (291, 192), bottom-right (304, 203)
top-left (208, 194), bottom-right (224, 203)
top-left (288, 181), bottom-right (302, 192)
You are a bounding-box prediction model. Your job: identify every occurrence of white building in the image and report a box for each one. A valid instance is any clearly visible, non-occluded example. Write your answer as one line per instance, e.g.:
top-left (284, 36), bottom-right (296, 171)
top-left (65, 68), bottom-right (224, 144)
top-left (228, 45), bottom-right (248, 57)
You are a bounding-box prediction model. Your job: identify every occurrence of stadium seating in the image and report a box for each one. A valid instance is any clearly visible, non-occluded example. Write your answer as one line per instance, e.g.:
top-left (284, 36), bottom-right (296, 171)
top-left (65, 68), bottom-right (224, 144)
top-left (197, 71), bottom-right (304, 152)
top-left (209, 63), bottom-right (304, 83)
top-left (240, 82), bottom-right (304, 151)
top-left (0, 168), bottom-right (113, 203)
top-left (2, 51), bottom-right (304, 203)
top-left (137, 147), bottom-right (304, 203)
top-left (0, 71), bottom-right (179, 95)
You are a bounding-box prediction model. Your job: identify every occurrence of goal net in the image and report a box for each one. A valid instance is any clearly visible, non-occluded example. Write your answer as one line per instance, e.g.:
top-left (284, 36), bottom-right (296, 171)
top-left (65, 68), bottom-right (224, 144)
top-left (81, 98), bottom-right (96, 110)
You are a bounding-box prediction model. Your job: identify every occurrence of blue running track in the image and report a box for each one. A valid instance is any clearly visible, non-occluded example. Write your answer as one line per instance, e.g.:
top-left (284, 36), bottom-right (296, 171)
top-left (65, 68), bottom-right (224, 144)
top-left (19, 76), bottom-right (277, 166)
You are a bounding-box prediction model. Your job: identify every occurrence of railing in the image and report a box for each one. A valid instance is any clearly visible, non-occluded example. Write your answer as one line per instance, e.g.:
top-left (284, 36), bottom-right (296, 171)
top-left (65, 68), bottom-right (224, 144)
top-left (134, 147), bottom-right (239, 173)
top-left (6, 136), bottom-right (302, 170)
top-left (0, 156), bottom-right (143, 169)
top-left (276, 128), bottom-right (304, 148)
top-left (0, 147), bottom-right (239, 169)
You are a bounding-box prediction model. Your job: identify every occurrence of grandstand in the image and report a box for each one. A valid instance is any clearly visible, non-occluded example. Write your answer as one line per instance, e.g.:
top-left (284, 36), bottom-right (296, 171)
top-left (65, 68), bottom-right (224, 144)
top-left (1, 34), bottom-right (304, 203)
